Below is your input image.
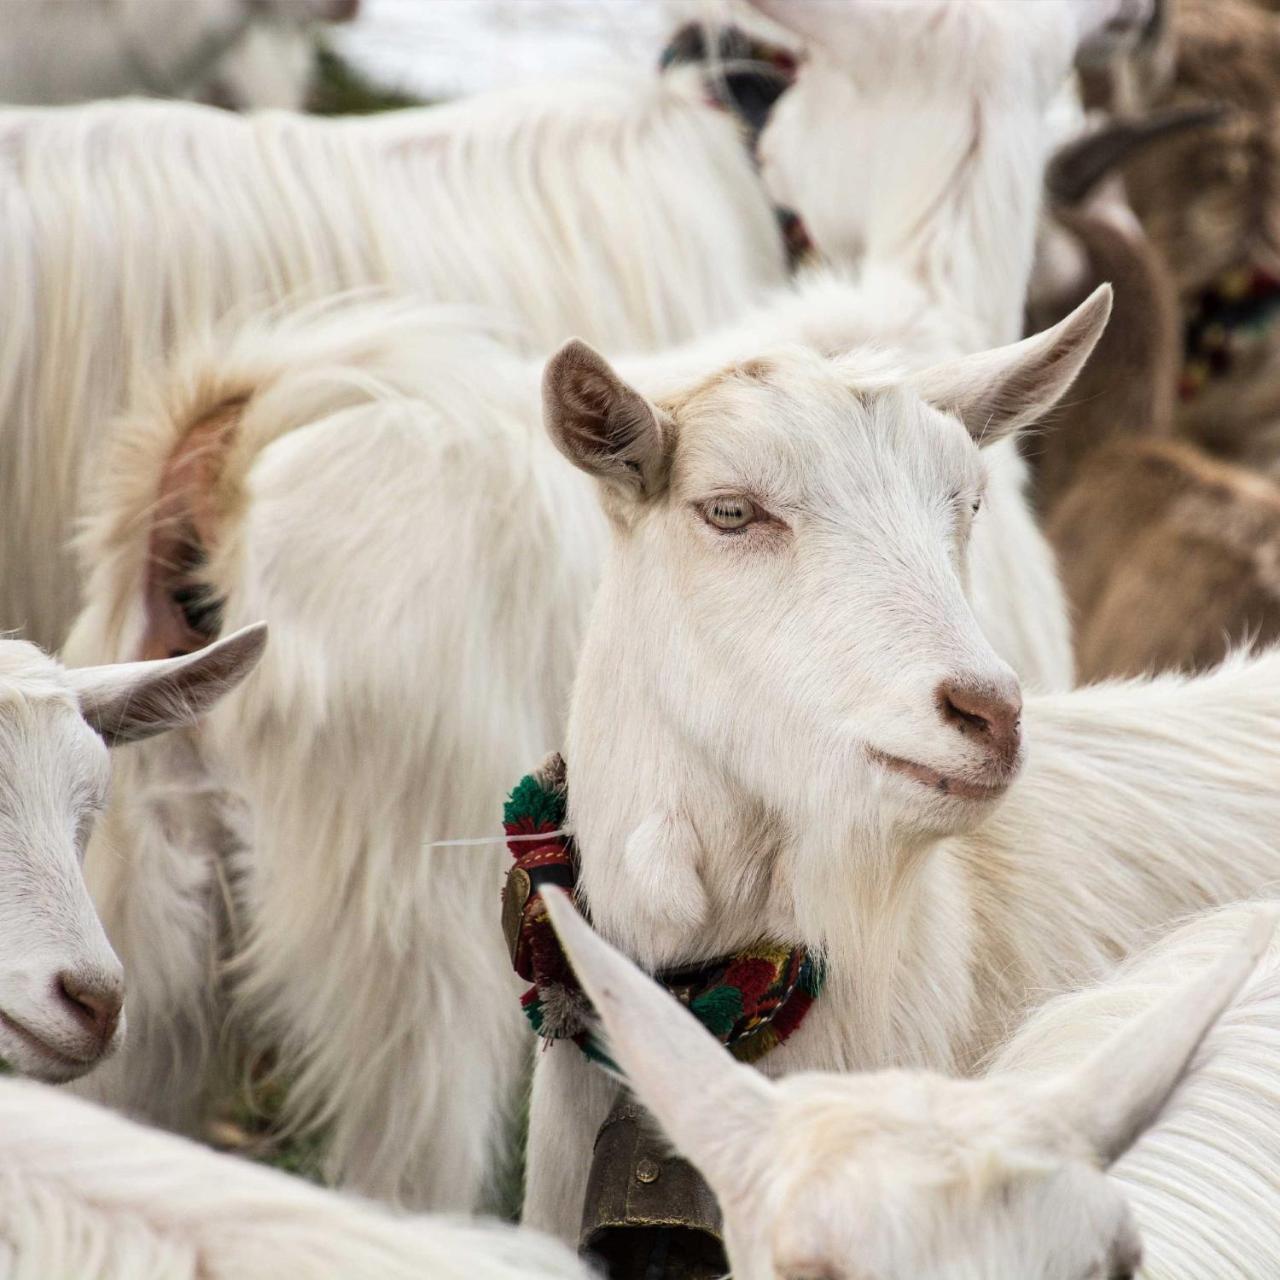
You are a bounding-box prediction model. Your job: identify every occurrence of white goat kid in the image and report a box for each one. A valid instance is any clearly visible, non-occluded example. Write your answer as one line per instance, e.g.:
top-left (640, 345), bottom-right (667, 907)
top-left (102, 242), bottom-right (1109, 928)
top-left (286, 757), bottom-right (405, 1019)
top-left (0, 1076), bottom-right (590, 1280)
top-left (542, 888), bottom-right (1274, 1280)
top-left (0, 623), bottom-right (265, 1083)
top-left (525, 283), bottom-right (1280, 1237)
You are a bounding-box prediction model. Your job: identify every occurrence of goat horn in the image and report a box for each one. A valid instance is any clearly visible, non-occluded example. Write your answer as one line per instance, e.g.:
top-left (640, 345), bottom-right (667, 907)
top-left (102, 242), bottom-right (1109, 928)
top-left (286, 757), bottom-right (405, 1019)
top-left (1046, 104), bottom-right (1233, 207)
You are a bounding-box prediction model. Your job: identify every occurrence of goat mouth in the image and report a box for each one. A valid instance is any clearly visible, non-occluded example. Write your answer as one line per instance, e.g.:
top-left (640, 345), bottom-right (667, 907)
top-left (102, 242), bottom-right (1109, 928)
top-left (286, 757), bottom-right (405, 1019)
top-left (868, 749), bottom-right (1012, 801)
top-left (0, 1009), bottom-right (98, 1073)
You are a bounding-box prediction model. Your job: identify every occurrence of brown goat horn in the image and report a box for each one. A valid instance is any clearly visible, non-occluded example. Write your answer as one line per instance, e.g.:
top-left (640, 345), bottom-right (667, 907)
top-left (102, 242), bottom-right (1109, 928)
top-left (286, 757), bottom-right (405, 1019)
top-left (1047, 104), bottom-right (1233, 207)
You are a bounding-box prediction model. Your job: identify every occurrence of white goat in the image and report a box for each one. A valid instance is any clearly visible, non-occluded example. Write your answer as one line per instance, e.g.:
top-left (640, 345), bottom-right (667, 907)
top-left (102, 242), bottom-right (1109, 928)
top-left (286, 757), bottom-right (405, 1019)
top-left (524, 284), bottom-right (1280, 1237)
top-left (0, 1077), bottom-right (590, 1280)
top-left (0, 0), bottom-right (354, 110)
top-left (0, 624), bottom-right (265, 1084)
top-left (0, 68), bottom-right (781, 650)
top-left (544, 887), bottom-right (1278, 1280)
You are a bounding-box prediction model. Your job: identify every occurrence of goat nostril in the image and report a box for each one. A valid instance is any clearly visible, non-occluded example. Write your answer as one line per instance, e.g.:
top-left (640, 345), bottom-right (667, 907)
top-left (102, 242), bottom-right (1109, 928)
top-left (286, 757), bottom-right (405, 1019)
top-left (937, 681), bottom-right (1022, 756)
top-left (945, 696), bottom-right (992, 735)
top-left (56, 972), bottom-right (123, 1043)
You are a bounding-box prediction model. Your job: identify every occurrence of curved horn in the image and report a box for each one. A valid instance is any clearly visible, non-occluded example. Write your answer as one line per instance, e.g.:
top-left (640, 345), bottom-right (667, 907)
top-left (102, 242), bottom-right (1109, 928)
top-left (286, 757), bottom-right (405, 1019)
top-left (1047, 104), bottom-right (1233, 207)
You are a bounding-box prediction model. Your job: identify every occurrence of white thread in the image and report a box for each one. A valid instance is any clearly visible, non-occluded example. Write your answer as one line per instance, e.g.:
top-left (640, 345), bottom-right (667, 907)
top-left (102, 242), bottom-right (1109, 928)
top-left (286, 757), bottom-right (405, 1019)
top-left (423, 830), bottom-right (566, 850)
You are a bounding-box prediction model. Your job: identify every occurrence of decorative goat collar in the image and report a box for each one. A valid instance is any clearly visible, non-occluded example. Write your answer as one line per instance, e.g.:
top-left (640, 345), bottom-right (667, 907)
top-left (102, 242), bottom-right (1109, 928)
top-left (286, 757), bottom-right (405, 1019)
top-left (501, 755), bottom-right (826, 1066)
top-left (1181, 263), bottom-right (1280, 401)
top-left (659, 22), bottom-right (813, 269)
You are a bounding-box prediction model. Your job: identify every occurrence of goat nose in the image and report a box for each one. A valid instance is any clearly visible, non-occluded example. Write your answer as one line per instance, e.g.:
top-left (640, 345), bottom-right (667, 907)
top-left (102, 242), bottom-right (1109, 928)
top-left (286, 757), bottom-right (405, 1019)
top-left (56, 969), bottom-right (124, 1045)
top-left (937, 679), bottom-right (1023, 768)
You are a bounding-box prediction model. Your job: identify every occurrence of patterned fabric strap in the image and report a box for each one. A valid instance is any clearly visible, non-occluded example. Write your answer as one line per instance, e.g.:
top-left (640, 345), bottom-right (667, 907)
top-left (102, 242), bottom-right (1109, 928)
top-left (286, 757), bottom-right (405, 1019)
top-left (658, 21), bottom-right (813, 269)
top-left (501, 757), bottom-right (826, 1066)
top-left (1181, 264), bottom-right (1280, 401)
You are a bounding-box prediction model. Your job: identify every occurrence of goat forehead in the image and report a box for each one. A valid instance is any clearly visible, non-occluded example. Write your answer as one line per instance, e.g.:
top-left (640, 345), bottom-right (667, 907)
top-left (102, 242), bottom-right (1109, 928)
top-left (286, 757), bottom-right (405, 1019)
top-left (669, 367), bottom-right (978, 505)
top-left (762, 1081), bottom-right (1127, 1278)
top-left (0, 697), bottom-right (107, 815)
top-left (775, 1075), bottom-right (1032, 1169)
top-left (771, 1160), bottom-right (1122, 1280)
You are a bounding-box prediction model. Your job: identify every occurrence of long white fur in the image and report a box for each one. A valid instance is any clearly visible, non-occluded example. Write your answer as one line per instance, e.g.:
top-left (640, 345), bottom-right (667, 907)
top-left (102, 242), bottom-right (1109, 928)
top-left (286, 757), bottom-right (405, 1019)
top-left (0, 1076), bottom-right (591, 1280)
top-left (64, 227), bottom-right (1093, 1207)
top-left (991, 903), bottom-right (1280, 1280)
top-left (0, 69), bottom-right (781, 649)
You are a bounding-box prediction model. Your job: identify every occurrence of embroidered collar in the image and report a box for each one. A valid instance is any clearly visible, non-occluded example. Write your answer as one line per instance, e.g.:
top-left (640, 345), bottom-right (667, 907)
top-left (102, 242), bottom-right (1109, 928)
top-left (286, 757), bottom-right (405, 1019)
top-left (659, 22), bottom-right (813, 269)
top-left (501, 755), bottom-right (825, 1066)
top-left (1181, 263), bottom-right (1280, 401)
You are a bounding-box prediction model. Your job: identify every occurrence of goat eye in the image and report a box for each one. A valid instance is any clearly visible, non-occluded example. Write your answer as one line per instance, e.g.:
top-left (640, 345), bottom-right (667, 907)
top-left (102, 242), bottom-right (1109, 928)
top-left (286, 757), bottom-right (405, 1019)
top-left (971, 496), bottom-right (982, 516)
top-left (704, 496), bottom-right (757, 531)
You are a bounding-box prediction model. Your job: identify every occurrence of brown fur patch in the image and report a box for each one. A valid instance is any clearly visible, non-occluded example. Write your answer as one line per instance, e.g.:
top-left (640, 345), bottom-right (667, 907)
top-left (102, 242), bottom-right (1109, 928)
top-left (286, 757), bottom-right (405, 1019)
top-left (736, 357), bottom-right (776, 381)
top-left (141, 398), bottom-right (246, 661)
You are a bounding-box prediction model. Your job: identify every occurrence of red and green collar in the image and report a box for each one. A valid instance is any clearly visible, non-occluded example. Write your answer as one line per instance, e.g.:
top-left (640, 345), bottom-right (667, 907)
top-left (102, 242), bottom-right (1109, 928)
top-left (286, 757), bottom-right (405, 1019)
top-left (501, 755), bottom-right (826, 1067)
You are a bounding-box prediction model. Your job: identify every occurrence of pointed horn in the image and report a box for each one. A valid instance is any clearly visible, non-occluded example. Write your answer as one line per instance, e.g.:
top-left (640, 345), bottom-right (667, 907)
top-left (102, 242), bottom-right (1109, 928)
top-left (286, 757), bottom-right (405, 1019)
top-left (1047, 104), bottom-right (1233, 207)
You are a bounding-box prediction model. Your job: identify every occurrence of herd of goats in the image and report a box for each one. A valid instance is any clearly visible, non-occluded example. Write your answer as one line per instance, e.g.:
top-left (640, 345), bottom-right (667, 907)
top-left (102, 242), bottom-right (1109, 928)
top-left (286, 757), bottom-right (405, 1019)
top-left (6, 0), bottom-right (1280, 1276)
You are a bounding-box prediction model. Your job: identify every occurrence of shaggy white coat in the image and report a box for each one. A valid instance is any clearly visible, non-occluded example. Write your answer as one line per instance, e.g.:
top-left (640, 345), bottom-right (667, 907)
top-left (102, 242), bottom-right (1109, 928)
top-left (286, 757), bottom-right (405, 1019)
top-left (0, 69), bottom-right (780, 649)
top-left (64, 253), bottom-right (1079, 1212)
top-left (61, 0), bottom-right (1144, 1215)
top-left (0, 1076), bottom-right (589, 1280)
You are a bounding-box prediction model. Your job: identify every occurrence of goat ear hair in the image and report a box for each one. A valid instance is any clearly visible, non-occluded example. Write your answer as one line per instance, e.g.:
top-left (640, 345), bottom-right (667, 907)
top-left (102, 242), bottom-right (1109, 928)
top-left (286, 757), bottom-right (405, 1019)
top-left (1047, 104), bottom-right (1232, 208)
top-left (69, 622), bottom-right (268, 746)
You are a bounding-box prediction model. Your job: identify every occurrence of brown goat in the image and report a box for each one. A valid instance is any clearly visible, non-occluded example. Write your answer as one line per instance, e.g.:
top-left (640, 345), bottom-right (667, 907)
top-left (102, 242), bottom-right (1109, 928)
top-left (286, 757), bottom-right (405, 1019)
top-left (1034, 114), bottom-right (1280, 679)
top-left (1094, 0), bottom-right (1280, 459)
top-left (1025, 199), bottom-right (1179, 515)
top-left (1026, 108), bottom-right (1216, 516)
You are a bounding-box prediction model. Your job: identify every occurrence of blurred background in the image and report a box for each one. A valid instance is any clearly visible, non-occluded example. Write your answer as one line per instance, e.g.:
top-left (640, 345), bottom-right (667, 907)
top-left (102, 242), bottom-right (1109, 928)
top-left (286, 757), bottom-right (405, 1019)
top-left (0, 1), bottom-right (701, 114)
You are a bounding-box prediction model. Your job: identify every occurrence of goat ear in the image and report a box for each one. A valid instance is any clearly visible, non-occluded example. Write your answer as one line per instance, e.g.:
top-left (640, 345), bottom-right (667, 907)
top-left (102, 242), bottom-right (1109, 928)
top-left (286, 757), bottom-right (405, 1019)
top-left (1041, 908), bottom-right (1276, 1167)
top-left (909, 284), bottom-right (1113, 445)
top-left (542, 888), bottom-right (776, 1193)
top-left (68, 623), bottom-right (268, 747)
top-left (543, 340), bottom-right (670, 497)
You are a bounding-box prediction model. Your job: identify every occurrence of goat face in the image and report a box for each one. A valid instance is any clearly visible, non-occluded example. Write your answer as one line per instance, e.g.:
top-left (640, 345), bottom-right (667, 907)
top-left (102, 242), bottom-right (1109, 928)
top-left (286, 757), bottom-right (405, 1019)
top-left (544, 890), bottom-right (1271, 1280)
top-left (0, 626), bottom-right (265, 1082)
top-left (0, 683), bottom-right (121, 1083)
top-left (545, 290), bottom-right (1110, 839)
